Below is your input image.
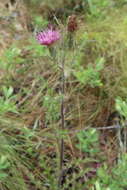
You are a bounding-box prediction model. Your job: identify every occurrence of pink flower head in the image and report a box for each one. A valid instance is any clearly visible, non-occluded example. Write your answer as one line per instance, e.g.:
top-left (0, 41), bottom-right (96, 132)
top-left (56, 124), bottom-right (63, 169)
top-left (36, 27), bottom-right (60, 46)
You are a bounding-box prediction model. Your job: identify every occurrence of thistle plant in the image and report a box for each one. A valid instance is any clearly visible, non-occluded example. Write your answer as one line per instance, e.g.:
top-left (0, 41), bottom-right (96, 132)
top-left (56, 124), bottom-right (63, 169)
top-left (36, 26), bottom-right (65, 189)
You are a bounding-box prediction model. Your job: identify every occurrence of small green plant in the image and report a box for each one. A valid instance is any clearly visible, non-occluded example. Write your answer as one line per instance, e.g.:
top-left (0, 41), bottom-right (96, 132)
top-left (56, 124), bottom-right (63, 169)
top-left (115, 97), bottom-right (127, 118)
top-left (76, 128), bottom-right (99, 155)
top-left (115, 97), bottom-right (127, 152)
top-left (0, 47), bottom-right (24, 71)
top-left (96, 154), bottom-right (127, 190)
top-left (0, 155), bottom-right (10, 179)
top-left (74, 57), bottom-right (104, 87)
top-left (0, 86), bottom-right (18, 115)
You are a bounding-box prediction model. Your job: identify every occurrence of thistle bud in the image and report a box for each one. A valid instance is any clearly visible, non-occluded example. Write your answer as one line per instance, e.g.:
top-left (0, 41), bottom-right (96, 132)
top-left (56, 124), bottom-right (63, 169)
top-left (67, 15), bottom-right (78, 32)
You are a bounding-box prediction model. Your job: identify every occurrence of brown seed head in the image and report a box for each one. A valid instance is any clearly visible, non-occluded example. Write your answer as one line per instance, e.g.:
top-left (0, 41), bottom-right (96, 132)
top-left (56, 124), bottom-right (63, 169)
top-left (67, 14), bottom-right (78, 32)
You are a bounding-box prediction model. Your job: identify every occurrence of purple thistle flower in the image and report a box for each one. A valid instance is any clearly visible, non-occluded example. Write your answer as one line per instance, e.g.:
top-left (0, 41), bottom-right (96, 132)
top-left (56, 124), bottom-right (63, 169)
top-left (36, 27), bottom-right (60, 46)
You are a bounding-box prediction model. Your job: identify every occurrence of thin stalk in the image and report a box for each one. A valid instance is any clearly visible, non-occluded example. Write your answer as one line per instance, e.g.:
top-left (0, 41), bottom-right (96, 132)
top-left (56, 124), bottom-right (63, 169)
top-left (58, 57), bottom-right (65, 189)
top-left (49, 46), bottom-right (56, 60)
